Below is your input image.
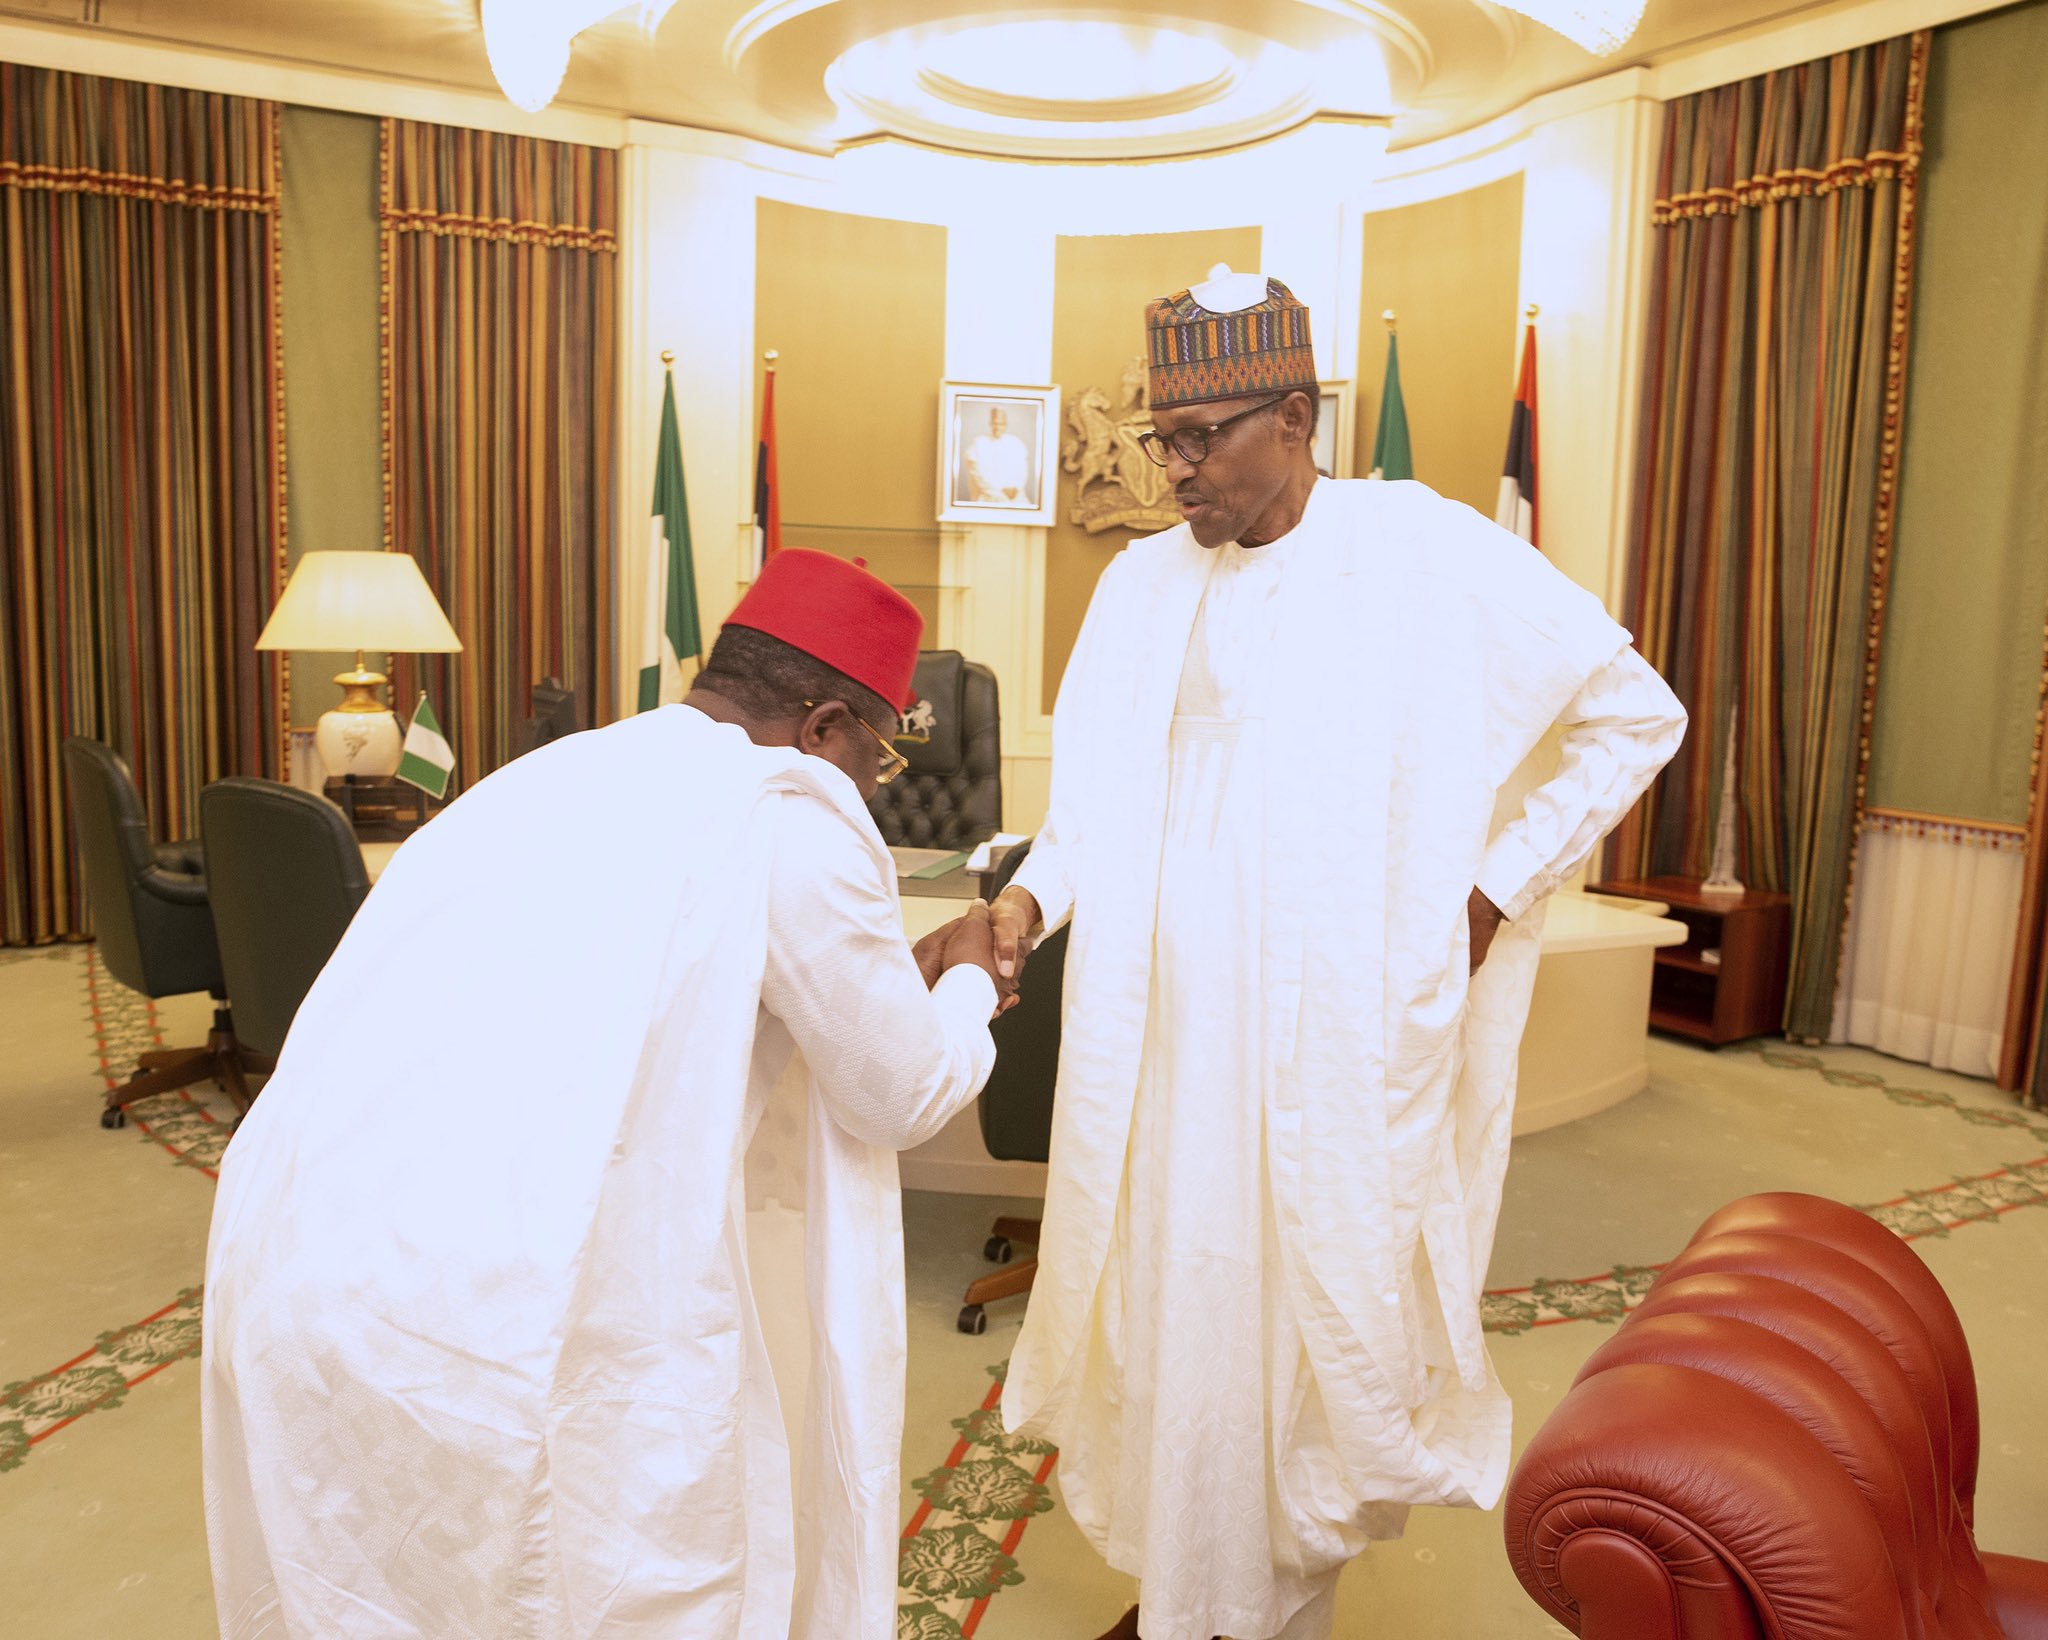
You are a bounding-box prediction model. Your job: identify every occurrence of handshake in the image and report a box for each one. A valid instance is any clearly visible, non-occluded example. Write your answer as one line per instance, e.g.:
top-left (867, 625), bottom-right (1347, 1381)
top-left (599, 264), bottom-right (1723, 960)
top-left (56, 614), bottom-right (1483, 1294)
top-left (912, 886), bottom-right (1042, 1019)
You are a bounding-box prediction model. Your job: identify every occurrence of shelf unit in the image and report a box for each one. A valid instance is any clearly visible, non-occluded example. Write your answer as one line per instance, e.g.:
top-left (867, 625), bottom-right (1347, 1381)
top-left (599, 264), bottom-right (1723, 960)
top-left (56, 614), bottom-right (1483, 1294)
top-left (1588, 875), bottom-right (1791, 1046)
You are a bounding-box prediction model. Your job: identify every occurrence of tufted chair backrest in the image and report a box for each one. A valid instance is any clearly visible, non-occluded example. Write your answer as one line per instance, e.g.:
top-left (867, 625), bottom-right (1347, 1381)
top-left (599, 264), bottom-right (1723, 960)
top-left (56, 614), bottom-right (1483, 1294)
top-left (867, 649), bottom-right (1001, 850)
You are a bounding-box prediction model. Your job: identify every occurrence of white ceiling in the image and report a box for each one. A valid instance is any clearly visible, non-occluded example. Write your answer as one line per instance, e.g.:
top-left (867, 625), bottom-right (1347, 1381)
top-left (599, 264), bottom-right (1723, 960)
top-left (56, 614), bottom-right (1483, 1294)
top-left (0, 0), bottom-right (1847, 155)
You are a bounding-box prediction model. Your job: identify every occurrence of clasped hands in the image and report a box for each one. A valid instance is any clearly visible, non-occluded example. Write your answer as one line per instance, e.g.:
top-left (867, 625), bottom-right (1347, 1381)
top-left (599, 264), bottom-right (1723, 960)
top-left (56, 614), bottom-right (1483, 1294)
top-left (917, 888), bottom-right (1040, 1015)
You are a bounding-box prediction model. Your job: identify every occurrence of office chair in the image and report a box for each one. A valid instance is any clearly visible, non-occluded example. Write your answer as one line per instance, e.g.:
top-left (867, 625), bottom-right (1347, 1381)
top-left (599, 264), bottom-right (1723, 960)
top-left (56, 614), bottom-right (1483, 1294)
top-left (61, 736), bottom-right (249, 1127)
top-left (200, 779), bottom-right (371, 1062)
top-left (870, 649), bottom-right (1001, 851)
top-left (958, 837), bottom-right (1065, 1335)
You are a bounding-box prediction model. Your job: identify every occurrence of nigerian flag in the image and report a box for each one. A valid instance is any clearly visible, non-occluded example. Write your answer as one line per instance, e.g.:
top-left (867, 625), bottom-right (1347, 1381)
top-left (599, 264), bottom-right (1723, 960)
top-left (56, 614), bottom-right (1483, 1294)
top-left (638, 366), bottom-right (702, 712)
top-left (396, 694), bottom-right (454, 799)
top-left (1370, 330), bottom-right (1414, 481)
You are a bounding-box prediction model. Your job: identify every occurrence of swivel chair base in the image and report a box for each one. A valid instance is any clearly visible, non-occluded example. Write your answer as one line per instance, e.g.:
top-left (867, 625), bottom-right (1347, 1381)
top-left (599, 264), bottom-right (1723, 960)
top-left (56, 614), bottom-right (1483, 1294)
top-left (958, 1215), bottom-right (1041, 1334)
top-left (101, 1005), bottom-right (256, 1128)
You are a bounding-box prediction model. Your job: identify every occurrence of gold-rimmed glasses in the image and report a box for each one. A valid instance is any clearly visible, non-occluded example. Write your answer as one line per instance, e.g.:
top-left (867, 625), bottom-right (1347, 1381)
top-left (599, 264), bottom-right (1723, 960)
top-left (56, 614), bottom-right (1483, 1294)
top-left (802, 700), bottom-right (909, 784)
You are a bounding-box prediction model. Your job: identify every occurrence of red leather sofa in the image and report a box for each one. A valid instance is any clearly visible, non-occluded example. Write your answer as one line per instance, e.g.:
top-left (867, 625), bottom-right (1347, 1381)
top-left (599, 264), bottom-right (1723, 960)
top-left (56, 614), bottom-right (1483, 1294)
top-left (1504, 1191), bottom-right (2048, 1638)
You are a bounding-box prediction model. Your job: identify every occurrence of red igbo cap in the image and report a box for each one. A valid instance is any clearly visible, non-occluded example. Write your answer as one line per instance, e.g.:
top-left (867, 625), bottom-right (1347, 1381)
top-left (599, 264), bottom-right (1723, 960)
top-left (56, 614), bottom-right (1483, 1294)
top-left (722, 549), bottom-right (924, 709)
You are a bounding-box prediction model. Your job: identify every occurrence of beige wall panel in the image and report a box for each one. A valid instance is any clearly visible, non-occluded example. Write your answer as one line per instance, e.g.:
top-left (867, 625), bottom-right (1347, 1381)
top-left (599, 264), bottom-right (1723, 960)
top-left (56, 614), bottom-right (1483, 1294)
top-left (754, 200), bottom-right (947, 633)
top-left (1355, 176), bottom-right (1524, 515)
top-left (1044, 226), bottom-right (1260, 714)
top-left (280, 106), bottom-right (383, 725)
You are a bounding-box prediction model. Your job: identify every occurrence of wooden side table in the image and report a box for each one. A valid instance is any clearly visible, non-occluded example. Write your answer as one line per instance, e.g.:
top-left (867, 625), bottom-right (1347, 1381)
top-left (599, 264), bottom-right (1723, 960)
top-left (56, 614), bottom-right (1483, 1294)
top-left (1588, 875), bottom-right (1791, 1045)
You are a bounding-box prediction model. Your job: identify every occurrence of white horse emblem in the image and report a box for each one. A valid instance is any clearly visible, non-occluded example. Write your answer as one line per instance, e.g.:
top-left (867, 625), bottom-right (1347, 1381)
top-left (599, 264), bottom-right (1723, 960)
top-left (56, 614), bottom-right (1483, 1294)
top-left (900, 698), bottom-right (936, 742)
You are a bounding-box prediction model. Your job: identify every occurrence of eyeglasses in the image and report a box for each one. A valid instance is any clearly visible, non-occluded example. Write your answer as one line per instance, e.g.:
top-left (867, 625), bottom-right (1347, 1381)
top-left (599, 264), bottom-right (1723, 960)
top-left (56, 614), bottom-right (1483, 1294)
top-left (802, 701), bottom-right (909, 784)
top-left (1137, 396), bottom-right (1288, 467)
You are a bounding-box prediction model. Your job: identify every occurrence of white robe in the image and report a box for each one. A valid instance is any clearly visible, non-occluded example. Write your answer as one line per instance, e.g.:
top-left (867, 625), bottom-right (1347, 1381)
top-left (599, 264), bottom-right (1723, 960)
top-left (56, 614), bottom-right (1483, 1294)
top-left (201, 704), bottom-right (996, 1640)
top-left (1005, 478), bottom-right (1686, 1639)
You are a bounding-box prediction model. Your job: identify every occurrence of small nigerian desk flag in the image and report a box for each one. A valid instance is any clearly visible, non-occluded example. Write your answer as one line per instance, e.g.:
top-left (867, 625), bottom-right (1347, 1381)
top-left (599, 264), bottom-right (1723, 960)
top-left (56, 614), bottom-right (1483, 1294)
top-left (396, 694), bottom-right (454, 799)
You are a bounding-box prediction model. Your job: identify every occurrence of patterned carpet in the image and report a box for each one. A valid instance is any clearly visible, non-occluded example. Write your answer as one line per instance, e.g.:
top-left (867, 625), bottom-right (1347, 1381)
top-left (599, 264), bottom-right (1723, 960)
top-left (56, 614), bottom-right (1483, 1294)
top-left (3, 944), bottom-right (2044, 1638)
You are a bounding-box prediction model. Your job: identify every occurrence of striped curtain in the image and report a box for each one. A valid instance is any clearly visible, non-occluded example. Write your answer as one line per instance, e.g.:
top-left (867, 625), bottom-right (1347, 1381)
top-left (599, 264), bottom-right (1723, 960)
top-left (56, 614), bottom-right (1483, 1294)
top-left (1611, 34), bottom-right (1928, 1040)
top-left (380, 120), bottom-right (617, 793)
top-left (0, 64), bottom-right (285, 947)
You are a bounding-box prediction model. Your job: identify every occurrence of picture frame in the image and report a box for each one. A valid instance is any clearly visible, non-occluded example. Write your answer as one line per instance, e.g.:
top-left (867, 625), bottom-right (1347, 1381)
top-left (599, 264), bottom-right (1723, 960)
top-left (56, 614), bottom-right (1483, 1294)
top-left (938, 382), bottom-right (1061, 527)
top-left (1311, 380), bottom-right (1355, 480)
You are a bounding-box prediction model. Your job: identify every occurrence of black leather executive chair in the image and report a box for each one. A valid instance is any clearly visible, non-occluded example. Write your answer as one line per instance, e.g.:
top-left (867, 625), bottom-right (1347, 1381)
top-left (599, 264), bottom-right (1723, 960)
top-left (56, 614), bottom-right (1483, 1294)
top-left (869, 649), bottom-right (1001, 851)
top-left (958, 837), bottom-right (1066, 1335)
top-left (61, 736), bottom-right (248, 1126)
top-left (200, 778), bottom-right (370, 1063)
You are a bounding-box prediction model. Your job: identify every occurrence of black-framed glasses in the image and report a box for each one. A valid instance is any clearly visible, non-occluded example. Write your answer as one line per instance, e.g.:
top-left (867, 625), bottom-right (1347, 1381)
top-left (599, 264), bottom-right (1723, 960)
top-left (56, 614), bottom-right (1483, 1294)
top-left (1137, 395), bottom-right (1289, 467)
top-left (802, 700), bottom-right (909, 784)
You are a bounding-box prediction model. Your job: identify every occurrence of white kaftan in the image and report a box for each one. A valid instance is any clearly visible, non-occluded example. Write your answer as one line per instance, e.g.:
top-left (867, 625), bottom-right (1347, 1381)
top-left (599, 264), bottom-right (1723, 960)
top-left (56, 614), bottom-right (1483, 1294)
top-left (1007, 479), bottom-right (1686, 1640)
top-left (202, 704), bottom-right (995, 1640)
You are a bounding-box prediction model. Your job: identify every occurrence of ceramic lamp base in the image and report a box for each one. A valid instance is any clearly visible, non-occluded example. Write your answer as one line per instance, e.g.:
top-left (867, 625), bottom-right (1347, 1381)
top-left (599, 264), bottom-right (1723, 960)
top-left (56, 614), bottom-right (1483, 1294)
top-left (316, 706), bottom-right (402, 778)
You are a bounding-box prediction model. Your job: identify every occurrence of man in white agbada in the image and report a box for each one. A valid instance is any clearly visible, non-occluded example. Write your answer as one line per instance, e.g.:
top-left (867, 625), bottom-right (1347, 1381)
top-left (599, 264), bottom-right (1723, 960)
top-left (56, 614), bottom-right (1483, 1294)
top-left (986, 272), bottom-right (1687, 1640)
top-left (964, 405), bottom-right (1032, 505)
top-left (202, 549), bottom-right (1016, 1639)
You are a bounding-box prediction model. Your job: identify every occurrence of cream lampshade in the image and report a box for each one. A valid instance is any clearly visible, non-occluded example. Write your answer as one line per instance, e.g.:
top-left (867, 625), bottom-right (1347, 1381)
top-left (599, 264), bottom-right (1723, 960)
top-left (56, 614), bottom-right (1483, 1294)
top-left (256, 551), bottom-right (463, 780)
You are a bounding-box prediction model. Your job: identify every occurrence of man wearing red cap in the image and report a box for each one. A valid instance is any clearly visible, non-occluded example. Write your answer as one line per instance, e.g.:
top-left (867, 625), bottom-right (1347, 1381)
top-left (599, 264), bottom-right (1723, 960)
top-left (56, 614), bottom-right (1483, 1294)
top-left (202, 549), bottom-right (1010, 1640)
top-left (988, 274), bottom-right (1686, 1640)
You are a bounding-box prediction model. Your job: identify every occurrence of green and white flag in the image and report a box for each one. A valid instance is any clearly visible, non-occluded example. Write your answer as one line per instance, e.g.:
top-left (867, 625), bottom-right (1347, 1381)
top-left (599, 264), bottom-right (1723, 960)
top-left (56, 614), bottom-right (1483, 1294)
top-left (1370, 331), bottom-right (1414, 481)
top-left (396, 693), bottom-right (455, 799)
top-left (637, 366), bottom-right (702, 712)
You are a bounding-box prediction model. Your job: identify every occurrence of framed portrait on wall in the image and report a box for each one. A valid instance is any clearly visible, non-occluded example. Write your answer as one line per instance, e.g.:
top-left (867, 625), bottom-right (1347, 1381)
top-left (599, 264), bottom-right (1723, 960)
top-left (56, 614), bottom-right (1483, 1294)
top-left (938, 382), bottom-right (1061, 527)
top-left (1311, 380), bottom-right (1355, 480)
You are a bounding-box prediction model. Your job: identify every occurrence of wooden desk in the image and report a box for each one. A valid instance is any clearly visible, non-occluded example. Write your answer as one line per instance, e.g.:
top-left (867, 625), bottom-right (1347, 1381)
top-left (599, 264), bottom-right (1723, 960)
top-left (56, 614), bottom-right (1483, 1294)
top-left (1588, 876), bottom-right (1791, 1045)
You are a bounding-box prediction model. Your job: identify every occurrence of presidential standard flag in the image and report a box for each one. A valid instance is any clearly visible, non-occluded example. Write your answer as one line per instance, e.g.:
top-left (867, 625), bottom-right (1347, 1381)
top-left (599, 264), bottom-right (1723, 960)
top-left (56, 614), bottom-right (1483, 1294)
top-left (1495, 319), bottom-right (1540, 547)
top-left (637, 366), bottom-right (702, 712)
top-left (396, 693), bottom-right (454, 800)
top-left (1369, 328), bottom-right (1414, 481)
top-left (752, 360), bottom-right (782, 574)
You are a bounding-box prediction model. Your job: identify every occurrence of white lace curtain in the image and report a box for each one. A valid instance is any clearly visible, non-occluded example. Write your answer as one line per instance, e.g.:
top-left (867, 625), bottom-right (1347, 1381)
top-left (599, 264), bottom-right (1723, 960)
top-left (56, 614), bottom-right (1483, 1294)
top-left (1831, 814), bottom-right (2027, 1078)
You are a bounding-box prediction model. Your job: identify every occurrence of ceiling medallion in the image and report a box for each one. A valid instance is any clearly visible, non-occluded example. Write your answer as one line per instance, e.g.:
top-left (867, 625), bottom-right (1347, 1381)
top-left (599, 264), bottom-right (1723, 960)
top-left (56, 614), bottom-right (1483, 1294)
top-left (1062, 359), bottom-right (1180, 535)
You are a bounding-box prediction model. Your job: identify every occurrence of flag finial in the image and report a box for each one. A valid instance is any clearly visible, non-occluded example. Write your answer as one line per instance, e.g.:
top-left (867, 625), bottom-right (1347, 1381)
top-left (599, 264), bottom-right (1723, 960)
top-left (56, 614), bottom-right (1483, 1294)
top-left (763, 349), bottom-right (779, 370)
top-left (660, 349), bottom-right (674, 365)
top-left (1524, 303), bottom-right (1539, 320)
top-left (1382, 309), bottom-right (1397, 332)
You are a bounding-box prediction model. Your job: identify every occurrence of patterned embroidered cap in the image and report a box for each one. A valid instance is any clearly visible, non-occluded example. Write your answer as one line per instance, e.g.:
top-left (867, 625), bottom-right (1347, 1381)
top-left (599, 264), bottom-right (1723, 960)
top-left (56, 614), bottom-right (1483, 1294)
top-left (1144, 276), bottom-right (1316, 409)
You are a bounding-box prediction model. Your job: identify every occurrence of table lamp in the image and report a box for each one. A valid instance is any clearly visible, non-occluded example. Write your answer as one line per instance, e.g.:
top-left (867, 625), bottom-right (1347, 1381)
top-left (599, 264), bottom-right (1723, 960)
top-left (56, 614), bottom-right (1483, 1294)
top-left (256, 551), bottom-right (463, 779)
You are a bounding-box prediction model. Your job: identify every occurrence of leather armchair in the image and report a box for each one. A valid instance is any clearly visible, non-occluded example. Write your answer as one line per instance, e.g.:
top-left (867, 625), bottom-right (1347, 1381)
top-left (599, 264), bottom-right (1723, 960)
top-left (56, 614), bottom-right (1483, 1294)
top-left (1504, 1190), bottom-right (2048, 1640)
top-left (200, 778), bottom-right (370, 1062)
top-left (61, 736), bottom-right (249, 1125)
top-left (868, 649), bottom-right (1001, 851)
top-left (957, 837), bottom-right (1064, 1335)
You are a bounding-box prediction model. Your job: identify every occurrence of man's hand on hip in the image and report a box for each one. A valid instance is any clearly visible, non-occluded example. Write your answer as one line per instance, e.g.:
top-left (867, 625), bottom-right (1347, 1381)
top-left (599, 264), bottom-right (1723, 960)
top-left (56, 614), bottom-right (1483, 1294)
top-left (1467, 887), bottom-right (1506, 974)
top-left (989, 885), bottom-right (1042, 983)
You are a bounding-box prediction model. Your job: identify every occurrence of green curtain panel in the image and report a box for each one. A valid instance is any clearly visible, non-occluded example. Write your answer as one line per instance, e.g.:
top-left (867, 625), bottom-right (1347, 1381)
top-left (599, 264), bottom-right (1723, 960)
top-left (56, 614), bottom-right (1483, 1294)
top-left (1613, 33), bottom-right (1929, 1040)
top-left (380, 119), bottom-right (617, 793)
top-left (0, 64), bottom-right (286, 947)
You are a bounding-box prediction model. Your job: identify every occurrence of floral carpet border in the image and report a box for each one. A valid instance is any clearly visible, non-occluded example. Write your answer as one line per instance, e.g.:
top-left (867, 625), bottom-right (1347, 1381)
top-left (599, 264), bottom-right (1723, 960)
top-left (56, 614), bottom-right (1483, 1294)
top-left (897, 1359), bottom-right (1058, 1639)
top-left (0, 1289), bottom-right (205, 1473)
top-left (82, 944), bottom-right (235, 1176)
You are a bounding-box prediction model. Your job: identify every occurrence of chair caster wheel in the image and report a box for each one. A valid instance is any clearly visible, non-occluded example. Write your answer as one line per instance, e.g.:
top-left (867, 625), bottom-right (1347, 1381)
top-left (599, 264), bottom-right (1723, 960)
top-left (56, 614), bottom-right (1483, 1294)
top-left (100, 1107), bottom-right (127, 1130)
top-left (984, 1236), bottom-right (1013, 1264)
top-left (957, 1305), bottom-right (988, 1336)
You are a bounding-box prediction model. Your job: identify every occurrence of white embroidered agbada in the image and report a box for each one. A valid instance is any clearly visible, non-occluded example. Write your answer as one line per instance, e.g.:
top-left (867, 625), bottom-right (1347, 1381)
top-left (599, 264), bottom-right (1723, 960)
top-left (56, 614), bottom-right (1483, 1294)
top-left (202, 704), bottom-right (996, 1640)
top-left (1005, 477), bottom-right (1686, 1640)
